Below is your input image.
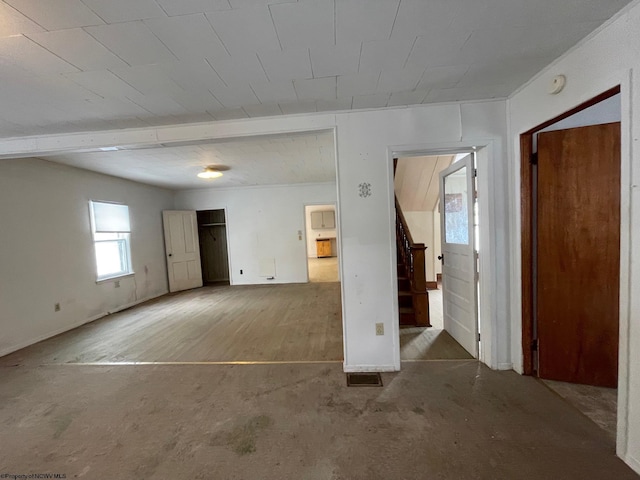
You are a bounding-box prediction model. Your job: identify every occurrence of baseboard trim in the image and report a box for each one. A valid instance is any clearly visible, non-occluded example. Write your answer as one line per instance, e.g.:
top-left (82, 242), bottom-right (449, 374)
top-left (426, 281), bottom-right (438, 289)
top-left (623, 453), bottom-right (640, 475)
top-left (0, 291), bottom-right (167, 359)
top-left (436, 273), bottom-right (442, 282)
top-left (497, 362), bottom-right (514, 370)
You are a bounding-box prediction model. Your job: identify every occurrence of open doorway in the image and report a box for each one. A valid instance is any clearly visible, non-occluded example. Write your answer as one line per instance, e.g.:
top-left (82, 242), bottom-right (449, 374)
top-left (521, 88), bottom-right (621, 440)
top-left (394, 152), bottom-right (480, 361)
top-left (304, 204), bottom-right (339, 283)
top-left (197, 209), bottom-right (230, 285)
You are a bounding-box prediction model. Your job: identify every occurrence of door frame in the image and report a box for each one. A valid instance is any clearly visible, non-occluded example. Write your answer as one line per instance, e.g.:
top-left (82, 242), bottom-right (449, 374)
top-left (196, 207), bottom-right (233, 285)
top-left (303, 202), bottom-right (339, 283)
top-left (519, 85), bottom-right (621, 376)
top-left (389, 141), bottom-right (500, 369)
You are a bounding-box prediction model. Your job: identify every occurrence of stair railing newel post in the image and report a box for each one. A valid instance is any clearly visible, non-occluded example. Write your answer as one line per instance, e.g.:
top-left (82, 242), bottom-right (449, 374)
top-left (394, 196), bottom-right (431, 327)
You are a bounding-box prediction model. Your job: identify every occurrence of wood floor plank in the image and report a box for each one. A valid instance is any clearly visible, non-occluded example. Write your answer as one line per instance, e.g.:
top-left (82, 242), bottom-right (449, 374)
top-left (1, 279), bottom-right (470, 366)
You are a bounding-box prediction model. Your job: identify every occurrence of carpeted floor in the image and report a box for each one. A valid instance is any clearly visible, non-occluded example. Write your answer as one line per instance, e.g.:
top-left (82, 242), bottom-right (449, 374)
top-left (0, 361), bottom-right (636, 480)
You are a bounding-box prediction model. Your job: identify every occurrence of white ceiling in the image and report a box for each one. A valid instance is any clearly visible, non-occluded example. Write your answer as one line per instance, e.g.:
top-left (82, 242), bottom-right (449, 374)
top-left (0, 0), bottom-right (633, 138)
top-left (40, 130), bottom-right (336, 190)
top-left (395, 155), bottom-right (454, 212)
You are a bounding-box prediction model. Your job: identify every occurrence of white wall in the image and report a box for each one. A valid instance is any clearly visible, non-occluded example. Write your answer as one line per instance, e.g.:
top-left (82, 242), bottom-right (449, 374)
top-left (174, 183), bottom-right (337, 285)
top-left (305, 204), bottom-right (337, 258)
top-left (0, 157), bottom-right (173, 357)
top-left (507, 1), bottom-right (640, 471)
top-left (336, 101), bottom-right (509, 372)
top-left (403, 211), bottom-right (435, 281)
top-left (0, 100), bottom-right (510, 380)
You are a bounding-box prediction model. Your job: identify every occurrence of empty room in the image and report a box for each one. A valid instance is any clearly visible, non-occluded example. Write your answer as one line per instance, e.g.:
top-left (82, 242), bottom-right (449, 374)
top-left (1, 1), bottom-right (640, 478)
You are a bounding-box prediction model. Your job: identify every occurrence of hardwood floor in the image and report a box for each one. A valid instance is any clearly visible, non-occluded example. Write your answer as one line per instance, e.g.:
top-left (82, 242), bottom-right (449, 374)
top-left (1, 280), bottom-right (472, 366)
top-left (1, 283), bottom-right (344, 365)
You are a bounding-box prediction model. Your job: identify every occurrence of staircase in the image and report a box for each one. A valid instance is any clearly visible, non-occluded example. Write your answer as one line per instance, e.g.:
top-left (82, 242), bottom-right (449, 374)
top-left (395, 197), bottom-right (431, 327)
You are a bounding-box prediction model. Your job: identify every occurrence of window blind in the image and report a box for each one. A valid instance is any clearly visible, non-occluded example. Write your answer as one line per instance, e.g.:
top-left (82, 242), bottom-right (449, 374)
top-left (91, 201), bottom-right (131, 233)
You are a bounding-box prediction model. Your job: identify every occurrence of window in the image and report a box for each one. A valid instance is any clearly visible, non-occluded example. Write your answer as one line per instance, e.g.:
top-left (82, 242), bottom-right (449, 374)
top-left (90, 201), bottom-right (132, 281)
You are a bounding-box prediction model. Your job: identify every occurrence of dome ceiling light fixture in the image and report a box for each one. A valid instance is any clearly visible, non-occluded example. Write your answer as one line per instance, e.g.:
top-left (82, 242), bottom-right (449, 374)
top-left (197, 165), bottom-right (228, 179)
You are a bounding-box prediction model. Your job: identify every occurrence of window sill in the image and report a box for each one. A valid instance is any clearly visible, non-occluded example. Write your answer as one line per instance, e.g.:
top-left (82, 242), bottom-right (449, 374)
top-left (96, 272), bottom-right (135, 284)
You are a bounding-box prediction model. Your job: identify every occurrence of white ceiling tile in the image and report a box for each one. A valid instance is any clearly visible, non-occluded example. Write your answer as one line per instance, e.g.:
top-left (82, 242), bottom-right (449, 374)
top-left (270, 0), bottom-right (334, 50)
top-left (358, 37), bottom-right (414, 73)
top-left (127, 92), bottom-right (188, 116)
top-left (337, 72), bottom-right (379, 98)
top-left (416, 65), bottom-right (468, 90)
top-left (0, 0), bottom-right (634, 137)
top-left (27, 28), bottom-right (129, 71)
top-left (229, 0), bottom-right (295, 7)
top-left (82, 0), bottom-right (166, 23)
top-left (258, 48), bottom-right (312, 82)
top-left (144, 14), bottom-right (228, 61)
top-left (316, 98), bottom-right (352, 112)
top-left (352, 93), bottom-right (389, 109)
top-left (64, 70), bottom-right (142, 98)
top-left (336, 0), bottom-right (399, 44)
top-left (423, 84), bottom-right (509, 103)
top-left (210, 84), bottom-right (260, 108)
top-left (159, 60), bottom-right (226, 92)
top-left (110, 65), bottom-right (184, 95)
top-left (206, 7), bottom-right (280, 54)
top-left (0, 1), bottom-right (44, 36)
top-left (82, 97), bottom-right (151, 117)
top-left (404, 29), bottom-right (471, 69)
top-left (294, 77), bottom-right (336, 101)
top-left (243, 103), bottom-right (282, 117)
top-left (376, 68), bottom-right (424, 93)
top-left (207, 52), bottom-right (268, 86)
top-left (391, 0), bottom-right (461, 40)
top-left (170, 112), bottom-right (217, 124)
top-left (250, 80), bottom-right (297, 103)
top-left (279, 100), bottom-right (317, 115)
top-left (84, 22), bottom-right (177, 66)
top-left (0, 35), bottom-right (79, 75)
top-left (107, 117), bottom-right (152, 129)
top-left (387, 90), bottom-right (428, 107)
top-left (210, 107), bottom-right (249, 120)
top-left (310, 43), bottom-right (360, 77)
top-left (170, 90), bottom-right (224, 111)
top-left (156, 0), bottom-right (231, 16)
top-left (5, 0), bottom-right (104, 30)
top-left (456, 58), bottom-right (548, 89)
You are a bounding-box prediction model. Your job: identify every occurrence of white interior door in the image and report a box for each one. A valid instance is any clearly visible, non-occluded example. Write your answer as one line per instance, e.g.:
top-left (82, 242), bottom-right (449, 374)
top-left (439, 156), bottom-right (478, 357)
top-left (162, 210), bottom-right (203, 293)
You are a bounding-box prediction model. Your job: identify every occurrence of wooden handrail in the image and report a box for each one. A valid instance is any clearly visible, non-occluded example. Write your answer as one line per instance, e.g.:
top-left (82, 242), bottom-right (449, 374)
top-left (395, 196), bottom-right (430, 327)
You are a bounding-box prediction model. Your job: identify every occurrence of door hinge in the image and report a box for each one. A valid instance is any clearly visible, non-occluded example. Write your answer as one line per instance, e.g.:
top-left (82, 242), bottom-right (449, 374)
top-left (530, 152), bottom-right (538, 165)
top-left (477, 333), bottom-right (481, 342)
top-left (473, 168), bottom-right (478, 177)
top-left (531, 339), bottom-right (538, 351)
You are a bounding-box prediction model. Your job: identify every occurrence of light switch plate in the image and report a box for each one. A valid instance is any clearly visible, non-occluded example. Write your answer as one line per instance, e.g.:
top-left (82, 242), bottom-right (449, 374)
top-left (375, 323), bottom-right (384, 336)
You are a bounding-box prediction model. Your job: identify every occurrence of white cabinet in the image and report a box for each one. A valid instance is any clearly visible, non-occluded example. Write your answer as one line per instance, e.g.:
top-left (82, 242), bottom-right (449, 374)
top-left (310, 210), bottom-right (335, 229)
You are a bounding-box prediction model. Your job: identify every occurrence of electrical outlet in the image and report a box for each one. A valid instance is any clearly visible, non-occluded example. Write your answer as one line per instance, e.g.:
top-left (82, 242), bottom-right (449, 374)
top-left (54, 303), bottom-right (61, 312)
top-left (114, 280), bottom-right (120, 288)
top-left (375, 323), bottom-right (384, 336)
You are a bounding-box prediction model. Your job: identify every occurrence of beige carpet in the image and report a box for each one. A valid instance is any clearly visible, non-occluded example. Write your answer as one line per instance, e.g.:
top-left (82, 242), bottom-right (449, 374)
top-left (0, 361), bottom-right (636, 480)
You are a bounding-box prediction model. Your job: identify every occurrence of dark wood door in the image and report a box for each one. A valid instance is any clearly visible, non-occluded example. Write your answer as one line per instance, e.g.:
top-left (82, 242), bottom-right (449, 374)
top-left (536, 122), bottom-right (620, 387)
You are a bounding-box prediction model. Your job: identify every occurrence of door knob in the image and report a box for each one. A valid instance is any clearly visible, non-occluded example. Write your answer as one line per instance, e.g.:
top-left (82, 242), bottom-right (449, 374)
top-left (438, 254), bottom-right (444, 262)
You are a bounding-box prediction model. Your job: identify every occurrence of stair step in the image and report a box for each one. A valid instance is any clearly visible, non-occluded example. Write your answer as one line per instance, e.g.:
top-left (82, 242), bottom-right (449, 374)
top-left (399, 306), bottom-right (415, 326)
